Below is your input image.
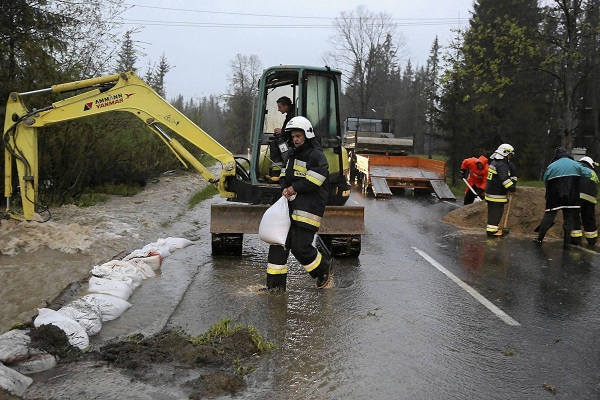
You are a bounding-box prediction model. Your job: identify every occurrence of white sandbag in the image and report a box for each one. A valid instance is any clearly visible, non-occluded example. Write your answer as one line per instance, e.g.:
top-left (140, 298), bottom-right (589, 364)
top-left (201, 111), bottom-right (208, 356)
top-left (163, 237), bottom-right (194, 250)
top-left (139, 237), bottom-right (192, 259)
top-left (33, 308), bottom-right (89, 350)
top-left (140, 242), bottom-right (171, 259)
top-left (0, 330), bottom-right (57, 374)
top-left (0, 330), bottom-right (30, 364)
top-left (58, 299), bottom-right (103, 336)
top-left (128, 258), bottom-right (156, 278)
top-left (88, 276), bottom-right (133, 300)
top-left (0, 362), bottom-right (33, 396)
top-left (78, 294), bottom-right (132, 322)
top-left (124, 250), bottom-right (162, 271)
top-left (91, 260), bottom-right (144, 289)
top-left (259, 196), bottom-right (291, 245)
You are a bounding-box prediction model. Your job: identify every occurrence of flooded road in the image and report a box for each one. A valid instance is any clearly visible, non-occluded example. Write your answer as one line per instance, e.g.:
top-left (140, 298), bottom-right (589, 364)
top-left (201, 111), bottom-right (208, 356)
top-left (3, 175), bottom-right (600, 399)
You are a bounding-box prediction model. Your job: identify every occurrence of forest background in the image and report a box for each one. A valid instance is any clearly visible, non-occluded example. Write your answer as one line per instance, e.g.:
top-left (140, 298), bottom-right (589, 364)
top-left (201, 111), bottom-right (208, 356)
top-left (1, 0), bottom-right (599, 209)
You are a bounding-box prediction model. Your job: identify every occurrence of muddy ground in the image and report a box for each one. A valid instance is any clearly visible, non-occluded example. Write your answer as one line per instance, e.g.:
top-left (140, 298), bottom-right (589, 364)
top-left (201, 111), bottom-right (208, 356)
top-left (3, 322), bottom-right (267, 399)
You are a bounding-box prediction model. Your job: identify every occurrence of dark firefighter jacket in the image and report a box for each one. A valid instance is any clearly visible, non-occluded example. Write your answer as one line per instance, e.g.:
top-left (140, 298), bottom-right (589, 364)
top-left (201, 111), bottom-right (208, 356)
top-left (579, 164), bottom-right (598, 205)
top-left (280, 139), bottom-right (329, 231)
top-left (485, 158), bottom-right (515, 203)
top-left (542, 148), bottom-right (592, 211)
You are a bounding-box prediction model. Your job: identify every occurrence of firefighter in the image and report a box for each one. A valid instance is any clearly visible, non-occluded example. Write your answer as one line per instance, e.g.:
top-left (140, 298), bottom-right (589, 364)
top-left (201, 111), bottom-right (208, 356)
top-left (533, 148), bottom-right (593, 248)
top-left (262, 116), bottom-right (331, 291)
top-left (460, 155), bottom-right (489, 205)
top-left (570, 156), bottom-right (598, 246)
top-left (484, 144), bottom-right (516, 237)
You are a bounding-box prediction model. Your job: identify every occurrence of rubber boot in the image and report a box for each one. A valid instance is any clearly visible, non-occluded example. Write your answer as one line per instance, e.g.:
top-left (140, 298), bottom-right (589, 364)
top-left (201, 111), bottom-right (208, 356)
top-left (313, 258), bottom-right (332, 289)
top-left (259, 273), bottom-right (286, 293)
top-left (587, 238), bottom-right (597, 247)
top-left (533, 227), bottom-right (548, 247)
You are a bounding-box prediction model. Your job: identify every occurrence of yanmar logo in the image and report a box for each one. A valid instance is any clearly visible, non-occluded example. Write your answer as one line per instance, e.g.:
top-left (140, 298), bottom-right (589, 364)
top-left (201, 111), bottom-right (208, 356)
top-left (83, 93), bottom-right (134, 111)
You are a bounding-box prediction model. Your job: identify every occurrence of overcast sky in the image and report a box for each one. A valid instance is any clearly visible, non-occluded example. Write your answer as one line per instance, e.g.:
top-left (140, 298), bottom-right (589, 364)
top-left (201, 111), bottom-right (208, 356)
top-left (120, 1), bottom-right (475, 100)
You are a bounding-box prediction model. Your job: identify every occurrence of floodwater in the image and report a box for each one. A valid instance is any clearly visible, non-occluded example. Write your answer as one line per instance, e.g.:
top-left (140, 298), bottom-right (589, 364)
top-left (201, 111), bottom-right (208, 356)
top-left (2, 174), bottom-right (600, 399)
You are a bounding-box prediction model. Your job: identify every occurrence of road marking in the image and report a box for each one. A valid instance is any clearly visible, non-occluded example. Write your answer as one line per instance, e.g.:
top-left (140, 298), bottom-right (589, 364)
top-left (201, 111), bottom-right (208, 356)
top-left (413, 247), bottom-right (521, 326)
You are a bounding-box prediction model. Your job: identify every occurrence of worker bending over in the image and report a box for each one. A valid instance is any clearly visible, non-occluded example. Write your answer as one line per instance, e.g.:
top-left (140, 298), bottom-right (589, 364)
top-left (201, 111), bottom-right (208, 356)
top-left (460, 155), bottom-right (489, 205)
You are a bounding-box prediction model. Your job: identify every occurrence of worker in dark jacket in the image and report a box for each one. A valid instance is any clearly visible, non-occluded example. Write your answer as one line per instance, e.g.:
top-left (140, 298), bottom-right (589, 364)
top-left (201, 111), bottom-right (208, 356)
top-left (570, 156), bottom-right (599, 246)
top-left (262, 116), bottom-right (331, 291)
top-left (269, 96), bottom-right (295, 165)
top-left (533, 148), bottom-right (593, 248)
top-left (485, 144), bottom-right (516, 237)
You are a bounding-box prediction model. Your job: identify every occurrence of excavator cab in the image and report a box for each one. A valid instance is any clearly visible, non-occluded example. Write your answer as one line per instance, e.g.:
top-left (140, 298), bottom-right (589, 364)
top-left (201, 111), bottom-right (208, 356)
top-left (223, 65), bottom-right (352, 207)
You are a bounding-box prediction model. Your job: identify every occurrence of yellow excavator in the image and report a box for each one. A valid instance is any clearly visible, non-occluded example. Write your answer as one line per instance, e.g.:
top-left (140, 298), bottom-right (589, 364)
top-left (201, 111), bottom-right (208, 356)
top-left (3, 66), bottom-right (364, 256)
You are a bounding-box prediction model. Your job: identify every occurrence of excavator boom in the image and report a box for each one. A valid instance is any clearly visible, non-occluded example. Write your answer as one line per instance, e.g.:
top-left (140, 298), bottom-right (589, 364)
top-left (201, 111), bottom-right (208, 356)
top-left (3, 68), bottom-right (364, 257)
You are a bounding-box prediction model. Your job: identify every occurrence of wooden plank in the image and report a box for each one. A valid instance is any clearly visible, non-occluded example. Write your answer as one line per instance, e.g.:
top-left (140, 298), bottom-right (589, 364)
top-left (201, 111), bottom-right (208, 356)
top-left (430, 180), bottom-right (456, 201)
top-left (371, 177), bottom-right (392, 196)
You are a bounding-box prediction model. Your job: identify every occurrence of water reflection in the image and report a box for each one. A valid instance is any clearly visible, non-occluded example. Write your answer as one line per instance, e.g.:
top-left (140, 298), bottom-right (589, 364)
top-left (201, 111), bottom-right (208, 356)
top-left (537, 250), bottom-right (593, 319)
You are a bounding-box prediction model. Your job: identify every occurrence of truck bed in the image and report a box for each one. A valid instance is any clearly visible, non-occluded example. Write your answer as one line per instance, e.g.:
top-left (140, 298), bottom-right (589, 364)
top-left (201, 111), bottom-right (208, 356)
top-left (355, 154), bottom-right (455, 200)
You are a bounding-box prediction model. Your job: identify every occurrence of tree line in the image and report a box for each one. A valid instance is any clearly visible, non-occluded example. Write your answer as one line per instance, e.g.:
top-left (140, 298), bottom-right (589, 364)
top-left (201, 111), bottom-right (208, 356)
top-left (1, 1), bottom-right (599, 209)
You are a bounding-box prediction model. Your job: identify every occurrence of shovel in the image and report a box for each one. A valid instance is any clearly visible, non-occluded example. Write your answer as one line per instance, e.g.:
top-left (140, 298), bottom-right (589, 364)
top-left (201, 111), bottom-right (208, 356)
top-left (462, 178), bottom-right (482, 202)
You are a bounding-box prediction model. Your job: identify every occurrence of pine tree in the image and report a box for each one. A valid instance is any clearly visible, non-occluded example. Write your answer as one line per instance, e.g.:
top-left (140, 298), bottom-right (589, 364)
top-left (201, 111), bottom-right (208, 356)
top-left (116, 31), bottom-right (138, 73)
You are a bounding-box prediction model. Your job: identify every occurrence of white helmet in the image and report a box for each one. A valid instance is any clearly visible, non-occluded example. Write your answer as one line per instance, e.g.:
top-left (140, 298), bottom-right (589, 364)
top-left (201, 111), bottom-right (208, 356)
top-left (285, 116), bottom-right (315, 139)
top-left (580, 156), bottom-right (595, 169)
top-left (494, 143), bottom-right (515, 158)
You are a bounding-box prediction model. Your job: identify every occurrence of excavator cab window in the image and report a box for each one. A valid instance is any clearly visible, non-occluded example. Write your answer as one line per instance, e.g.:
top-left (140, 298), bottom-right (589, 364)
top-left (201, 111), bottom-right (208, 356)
top-left (304, 73), bottom-right (340, 147)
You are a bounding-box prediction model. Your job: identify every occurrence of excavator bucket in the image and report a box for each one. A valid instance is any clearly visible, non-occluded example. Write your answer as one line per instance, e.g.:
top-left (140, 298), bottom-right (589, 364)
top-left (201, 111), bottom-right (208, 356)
top-left (210, 204), bottom-right (365, 235)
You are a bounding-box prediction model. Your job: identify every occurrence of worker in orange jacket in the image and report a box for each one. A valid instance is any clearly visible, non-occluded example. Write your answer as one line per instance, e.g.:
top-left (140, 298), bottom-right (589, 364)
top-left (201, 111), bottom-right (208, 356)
top-left (460, 155), bottom-right (489, 205)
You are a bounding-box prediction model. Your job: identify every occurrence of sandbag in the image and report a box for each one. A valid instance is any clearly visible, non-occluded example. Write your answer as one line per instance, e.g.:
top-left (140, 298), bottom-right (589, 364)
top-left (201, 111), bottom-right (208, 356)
top-left (123, 250), bottom-right (162, 271)
top-left (138, 237), bottom-right (194, 259)
top-left (33, 308), bottom-right (89, 350)
top-left (87, 276), bottom-right (133, 300)
top-left (0, 330), bottom-right (57, 374)
top-left (58, 299), bottom-right (103, 336)
top-left (78, 294), bottom-right (132, 322)
top-left (91, 260), bottom-right (144, 289)
top-left (0, 362), bottom-right (33, 396)
top-left (259, 196), bottom-right (291, 245)
top-left (127, 258), bottom-right (156, 279)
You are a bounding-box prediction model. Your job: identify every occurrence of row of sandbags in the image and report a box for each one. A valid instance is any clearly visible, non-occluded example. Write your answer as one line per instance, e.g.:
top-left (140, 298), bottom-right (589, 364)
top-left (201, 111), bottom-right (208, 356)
top-left (0, 237), bottom-right (193, 396)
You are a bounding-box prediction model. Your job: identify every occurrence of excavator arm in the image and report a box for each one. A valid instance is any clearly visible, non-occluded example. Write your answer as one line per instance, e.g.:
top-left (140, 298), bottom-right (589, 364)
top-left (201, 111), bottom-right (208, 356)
top-left (3, 71), bottom-right (237, 221)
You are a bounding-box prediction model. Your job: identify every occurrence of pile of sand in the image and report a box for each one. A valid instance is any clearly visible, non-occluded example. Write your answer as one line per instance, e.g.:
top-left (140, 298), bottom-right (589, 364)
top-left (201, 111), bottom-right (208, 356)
top-left (442, 186), bottom-right (600, 239)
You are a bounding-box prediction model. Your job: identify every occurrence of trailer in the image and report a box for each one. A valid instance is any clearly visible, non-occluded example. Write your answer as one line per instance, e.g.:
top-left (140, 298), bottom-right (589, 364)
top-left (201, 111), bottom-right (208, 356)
top-left (353, 154), bottom-right (455, 200)
top-left (343, 117), bottom-right (455, 200)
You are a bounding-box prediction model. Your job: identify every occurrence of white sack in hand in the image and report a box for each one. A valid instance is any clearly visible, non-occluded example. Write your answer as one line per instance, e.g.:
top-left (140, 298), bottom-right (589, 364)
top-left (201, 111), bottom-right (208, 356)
top-left (259, 196), bottom-right (291, 245)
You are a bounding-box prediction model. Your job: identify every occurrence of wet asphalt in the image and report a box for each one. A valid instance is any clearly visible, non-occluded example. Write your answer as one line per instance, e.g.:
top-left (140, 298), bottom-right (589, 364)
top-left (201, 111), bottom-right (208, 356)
top-left (23, 189), bottom-right (600, 399)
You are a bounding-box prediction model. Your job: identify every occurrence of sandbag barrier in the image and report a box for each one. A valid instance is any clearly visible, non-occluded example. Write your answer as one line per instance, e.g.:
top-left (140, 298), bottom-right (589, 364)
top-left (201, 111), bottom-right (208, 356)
top-left (0, 237), bottom-right (194, 396)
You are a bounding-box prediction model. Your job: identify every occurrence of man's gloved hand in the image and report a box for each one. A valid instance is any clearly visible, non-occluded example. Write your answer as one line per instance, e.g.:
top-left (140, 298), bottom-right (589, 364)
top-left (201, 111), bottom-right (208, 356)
top-left (460, 169), bottom-right (468, 180)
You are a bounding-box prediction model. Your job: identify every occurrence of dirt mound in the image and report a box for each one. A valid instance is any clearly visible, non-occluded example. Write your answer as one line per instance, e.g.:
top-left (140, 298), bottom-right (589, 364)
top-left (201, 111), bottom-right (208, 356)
top-left (442, 186), bottom-right (600, 239)
top-left (17, 322), bottom-right (271, 399)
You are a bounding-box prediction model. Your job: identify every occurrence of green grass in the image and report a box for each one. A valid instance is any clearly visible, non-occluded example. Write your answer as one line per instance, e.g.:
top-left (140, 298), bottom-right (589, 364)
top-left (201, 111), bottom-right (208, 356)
top-left (188, 184), bottom-right (219, 209)
top-left (190, 319), bottom-right (276, 353)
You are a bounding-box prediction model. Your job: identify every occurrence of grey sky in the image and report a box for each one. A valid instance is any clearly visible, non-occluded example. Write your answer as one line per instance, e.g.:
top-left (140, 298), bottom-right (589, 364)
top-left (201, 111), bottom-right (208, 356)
top-left (121, 1), bottom-right (474, 100)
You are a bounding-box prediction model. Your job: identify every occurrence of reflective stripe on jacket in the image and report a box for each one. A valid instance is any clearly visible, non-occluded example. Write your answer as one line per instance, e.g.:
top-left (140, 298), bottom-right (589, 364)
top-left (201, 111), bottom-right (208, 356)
top-left (281, 141), bottom-right (329, 231)
top-left (484, 159), bottom-right (515, 203)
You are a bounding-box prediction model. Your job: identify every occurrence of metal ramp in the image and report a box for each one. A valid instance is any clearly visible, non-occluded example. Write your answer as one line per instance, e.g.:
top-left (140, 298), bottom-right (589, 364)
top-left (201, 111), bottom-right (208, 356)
top-left (371, 177), bottom-right (393, 197)
top-left (430, 180), bottom-right (456, 201)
